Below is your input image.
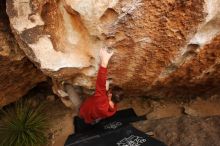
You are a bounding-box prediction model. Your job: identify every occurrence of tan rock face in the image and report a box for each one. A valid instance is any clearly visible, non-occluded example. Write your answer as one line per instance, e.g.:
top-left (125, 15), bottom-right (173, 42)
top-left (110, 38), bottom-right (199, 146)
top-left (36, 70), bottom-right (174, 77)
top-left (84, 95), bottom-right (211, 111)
top-left (0, 0), bottom-right (46, 106)
top-left (6, 0), bottom-right (220, 100)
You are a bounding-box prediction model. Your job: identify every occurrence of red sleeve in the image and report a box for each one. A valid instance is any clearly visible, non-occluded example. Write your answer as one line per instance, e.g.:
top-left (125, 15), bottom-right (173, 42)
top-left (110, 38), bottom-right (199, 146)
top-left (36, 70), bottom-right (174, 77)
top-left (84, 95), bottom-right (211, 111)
top-left (95, 66), bottom-right (117, 117)
top-left (97, 103), bottom-right (117, 117)
top-left (95, 66), bottom-right (107, 96)
top-left (109, 104), bottom-right (117, 112)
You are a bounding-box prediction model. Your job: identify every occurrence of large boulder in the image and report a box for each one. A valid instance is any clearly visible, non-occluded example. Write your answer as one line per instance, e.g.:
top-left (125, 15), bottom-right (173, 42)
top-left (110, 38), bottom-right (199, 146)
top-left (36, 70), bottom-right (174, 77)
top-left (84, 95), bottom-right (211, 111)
top-left (6, 0), bottom-right (220, 100)
top-left (134, 115), bottom-right (220, 146)
top-left (0, 0), bottom-right (46, 106)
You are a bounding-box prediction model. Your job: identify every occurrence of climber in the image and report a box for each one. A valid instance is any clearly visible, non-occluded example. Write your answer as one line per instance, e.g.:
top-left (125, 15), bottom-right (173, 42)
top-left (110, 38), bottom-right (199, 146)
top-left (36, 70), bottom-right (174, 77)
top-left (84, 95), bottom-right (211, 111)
top-left (64, 47), bottom-right (124, 124)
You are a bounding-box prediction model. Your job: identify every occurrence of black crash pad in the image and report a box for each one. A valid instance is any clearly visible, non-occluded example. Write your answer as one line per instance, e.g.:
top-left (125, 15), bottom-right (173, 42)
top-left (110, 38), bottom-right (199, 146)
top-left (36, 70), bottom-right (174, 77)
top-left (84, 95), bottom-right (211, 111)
top-left (65, 108), bottom-right (167, 146)
top-left (74, 108), bottom-right (146, 133)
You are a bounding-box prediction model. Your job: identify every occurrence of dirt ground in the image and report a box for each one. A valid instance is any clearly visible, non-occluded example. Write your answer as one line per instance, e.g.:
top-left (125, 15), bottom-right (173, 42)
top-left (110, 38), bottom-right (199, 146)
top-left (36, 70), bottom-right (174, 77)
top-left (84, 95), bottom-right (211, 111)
top-left (44, 95), bottom-right (220, 146)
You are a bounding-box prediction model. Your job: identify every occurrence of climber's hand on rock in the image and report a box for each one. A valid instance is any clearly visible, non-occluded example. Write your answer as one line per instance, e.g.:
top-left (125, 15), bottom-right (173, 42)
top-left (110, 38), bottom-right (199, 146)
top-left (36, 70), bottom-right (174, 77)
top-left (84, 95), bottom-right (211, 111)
top-left (100, 47), bottom-right (114, 68)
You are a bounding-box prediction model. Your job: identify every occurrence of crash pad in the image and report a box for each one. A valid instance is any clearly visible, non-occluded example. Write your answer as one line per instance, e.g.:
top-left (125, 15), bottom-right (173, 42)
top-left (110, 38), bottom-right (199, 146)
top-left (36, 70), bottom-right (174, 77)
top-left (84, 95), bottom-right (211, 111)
top-left (65, 108), bottom-right (167, 146)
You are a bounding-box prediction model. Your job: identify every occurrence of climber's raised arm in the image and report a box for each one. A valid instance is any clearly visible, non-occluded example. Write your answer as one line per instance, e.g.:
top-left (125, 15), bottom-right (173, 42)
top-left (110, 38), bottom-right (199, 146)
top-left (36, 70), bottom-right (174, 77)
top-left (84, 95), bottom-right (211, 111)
top-left (95, 48), bottom-right (114, 96)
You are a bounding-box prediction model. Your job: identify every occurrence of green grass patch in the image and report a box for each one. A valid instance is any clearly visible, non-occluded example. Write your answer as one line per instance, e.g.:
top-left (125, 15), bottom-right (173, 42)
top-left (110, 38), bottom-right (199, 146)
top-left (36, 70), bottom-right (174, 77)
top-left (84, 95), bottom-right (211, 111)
top-left (0, 100), bottom-right (48, 146)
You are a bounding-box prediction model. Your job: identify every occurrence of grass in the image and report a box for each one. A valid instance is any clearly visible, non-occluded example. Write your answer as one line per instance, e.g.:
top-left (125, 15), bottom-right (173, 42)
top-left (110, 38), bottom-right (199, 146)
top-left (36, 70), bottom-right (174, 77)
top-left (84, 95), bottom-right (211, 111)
top-left (0, 100), bottom-right (48, 146)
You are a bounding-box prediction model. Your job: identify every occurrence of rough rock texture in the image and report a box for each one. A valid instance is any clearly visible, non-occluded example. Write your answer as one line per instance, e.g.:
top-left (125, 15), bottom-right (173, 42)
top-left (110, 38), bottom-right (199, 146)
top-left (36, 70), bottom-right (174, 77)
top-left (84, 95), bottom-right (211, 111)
top-left (6, 0), bottom-right (220, 101)
top-left (134, 116), bottom-right (220, 146)
top-left (0, 0), bottom-right (47, 106)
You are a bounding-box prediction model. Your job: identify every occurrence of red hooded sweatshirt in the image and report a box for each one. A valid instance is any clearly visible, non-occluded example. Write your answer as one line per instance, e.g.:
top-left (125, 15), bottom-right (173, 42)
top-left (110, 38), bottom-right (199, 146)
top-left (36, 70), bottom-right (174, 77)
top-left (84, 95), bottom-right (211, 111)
top-left (79, 66), bottom-right (117, 124)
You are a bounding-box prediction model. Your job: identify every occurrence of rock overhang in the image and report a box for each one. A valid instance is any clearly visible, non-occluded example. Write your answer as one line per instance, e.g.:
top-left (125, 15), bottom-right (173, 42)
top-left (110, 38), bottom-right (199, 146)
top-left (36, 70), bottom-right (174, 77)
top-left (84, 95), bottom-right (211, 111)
top-left (5, 0), bottom-right (220, 101)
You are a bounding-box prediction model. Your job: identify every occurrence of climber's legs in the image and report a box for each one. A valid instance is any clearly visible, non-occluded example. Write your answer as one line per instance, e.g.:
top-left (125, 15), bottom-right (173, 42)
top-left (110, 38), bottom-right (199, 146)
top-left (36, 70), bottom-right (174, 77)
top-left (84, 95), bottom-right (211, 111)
top-left (64, 84), bottom-right (82, 112)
